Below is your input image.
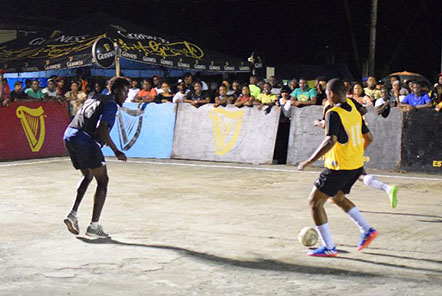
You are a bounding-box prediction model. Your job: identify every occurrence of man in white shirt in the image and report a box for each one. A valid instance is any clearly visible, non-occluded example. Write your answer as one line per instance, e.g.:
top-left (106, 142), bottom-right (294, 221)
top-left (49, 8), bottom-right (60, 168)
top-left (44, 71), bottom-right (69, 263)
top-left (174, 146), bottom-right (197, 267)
top-left (42, 78), bottom-right (59, 101)
top-left (172, 79), bottom-right (188, 103)
top-left (126, 79), bottom-right (140, 103)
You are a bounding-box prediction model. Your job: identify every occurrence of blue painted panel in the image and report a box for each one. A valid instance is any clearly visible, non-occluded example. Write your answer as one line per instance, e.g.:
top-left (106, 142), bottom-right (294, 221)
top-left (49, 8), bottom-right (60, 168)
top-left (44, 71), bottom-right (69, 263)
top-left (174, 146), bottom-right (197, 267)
top-left (102, 102), bottom-right (176, 158)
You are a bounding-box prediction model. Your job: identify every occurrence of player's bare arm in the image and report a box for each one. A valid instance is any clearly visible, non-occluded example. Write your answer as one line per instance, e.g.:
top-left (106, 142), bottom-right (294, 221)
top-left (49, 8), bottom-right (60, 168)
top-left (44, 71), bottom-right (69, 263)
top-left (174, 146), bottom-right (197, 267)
top-left (298, 135), bottom-right (337, 171)
top-left (97, 121), bottom-right (127, 162)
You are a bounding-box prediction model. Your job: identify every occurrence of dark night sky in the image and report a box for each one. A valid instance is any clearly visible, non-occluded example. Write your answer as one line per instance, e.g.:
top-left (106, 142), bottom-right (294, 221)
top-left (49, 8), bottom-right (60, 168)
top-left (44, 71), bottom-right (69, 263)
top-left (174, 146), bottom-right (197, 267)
top-left (3, 0), bottom-right (442, 81)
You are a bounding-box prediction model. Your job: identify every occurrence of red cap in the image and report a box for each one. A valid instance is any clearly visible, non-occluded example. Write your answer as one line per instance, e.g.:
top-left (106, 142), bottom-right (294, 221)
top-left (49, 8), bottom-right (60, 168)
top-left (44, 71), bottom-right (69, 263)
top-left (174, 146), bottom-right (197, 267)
top-left (438, 73), bottom-right (442, 78)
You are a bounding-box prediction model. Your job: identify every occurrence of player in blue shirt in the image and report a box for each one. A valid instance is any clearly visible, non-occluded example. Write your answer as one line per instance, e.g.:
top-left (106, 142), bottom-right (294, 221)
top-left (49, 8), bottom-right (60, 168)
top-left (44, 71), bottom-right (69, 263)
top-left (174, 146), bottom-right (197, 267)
top-left (63, 77), bottom-right (129, 238)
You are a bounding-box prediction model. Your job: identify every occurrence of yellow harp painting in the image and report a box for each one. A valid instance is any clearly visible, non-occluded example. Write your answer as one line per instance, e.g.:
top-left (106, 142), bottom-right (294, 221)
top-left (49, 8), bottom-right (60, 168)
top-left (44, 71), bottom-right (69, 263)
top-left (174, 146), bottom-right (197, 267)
top-left (16, 106), bottom-right (46, 152)
top-left (209, 108), bottom-right (244, 155)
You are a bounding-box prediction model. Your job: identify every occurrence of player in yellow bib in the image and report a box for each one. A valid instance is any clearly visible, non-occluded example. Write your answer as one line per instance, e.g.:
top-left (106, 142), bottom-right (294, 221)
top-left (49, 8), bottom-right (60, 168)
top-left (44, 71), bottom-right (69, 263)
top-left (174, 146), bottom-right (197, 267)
top-left (316, 98), bottom-right (398, 209)
top-left (298, 79), bottom-right (378, 257)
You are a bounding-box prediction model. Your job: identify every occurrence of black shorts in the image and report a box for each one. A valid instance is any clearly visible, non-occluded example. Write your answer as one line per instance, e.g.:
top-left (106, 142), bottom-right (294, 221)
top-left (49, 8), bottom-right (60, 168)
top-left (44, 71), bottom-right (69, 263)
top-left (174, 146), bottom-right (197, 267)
top-left (64, 137), bottom-right (105, 170)
top-left (314, 167), bottom-right (363, 197)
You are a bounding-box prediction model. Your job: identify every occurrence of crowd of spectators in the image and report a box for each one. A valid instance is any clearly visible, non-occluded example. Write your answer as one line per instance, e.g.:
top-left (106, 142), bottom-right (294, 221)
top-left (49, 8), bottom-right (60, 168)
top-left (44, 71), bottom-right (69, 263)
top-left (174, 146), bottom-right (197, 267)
top-left (1, 69), bottom-right (442, 120)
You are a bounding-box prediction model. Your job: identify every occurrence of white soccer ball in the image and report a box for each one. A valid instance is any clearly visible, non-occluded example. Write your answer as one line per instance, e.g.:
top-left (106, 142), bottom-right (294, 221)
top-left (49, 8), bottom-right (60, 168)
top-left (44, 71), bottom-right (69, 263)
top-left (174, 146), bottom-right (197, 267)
top-left (298, 227), bottom-right (318, 247)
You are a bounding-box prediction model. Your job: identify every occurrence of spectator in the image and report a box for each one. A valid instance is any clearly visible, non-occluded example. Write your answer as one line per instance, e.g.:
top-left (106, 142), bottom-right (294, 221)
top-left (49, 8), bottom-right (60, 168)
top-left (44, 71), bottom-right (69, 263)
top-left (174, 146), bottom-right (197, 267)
top-left (42, 78), bottom-right (59, 101)
top-left (152, 75), bottom-right (163, 94)
top-left (399, 81), bottom-right (432, 110)
top-left (134, 78), bottom-right (157, 104)
top-left (88, 82), bottom-right (104, 99)
top-left (8, 81), bottom-right (28, 103)
top-left (173, 79), bottom-right (187, 103)
top-left (344, 80), bottom-right (352, 98)
top-left (2, 78), bottom-right (10, 101)
top-left (390, 80), bottom-right (409, 103)
top-left (376, 80), bottom-right (385, 90)
top-left (25, 79), bottom-right (44, 100)
top-left (234, 84), bottom-right (254, 108)
top-left (75, 68), bottom-right (89, 93)
top-left (375, 88), bottom-right (392, 117)
top-left (290, 78), bottom-right (317, 107)
top-left (231, 80), bottom-right (241, 100)
top-left (56, 77), bottom-right (66, 97)
top-left (363, 76), bottom-right (381, 102)
top-left (351, 82), bottom-right (371, 106)
top-left (258, 79), bottom-right (265, 91)
top-left (65, 81), bottom-right (87, 117)
top-left (404, 79), bottom-right (413, 93)
top-left (256, 82), bottom-right (277, 110)
top-left (101, 80), bottom-right (111, 95)
top-left (315, 76), bottom-right (327, 105)
top-left (126, 79), bottom-right (140, 103)
top-left (183, 72), bottom-right (193, 92)
top-left (214, 85), bottom-right (232, 107)
top-left (249, 75), bottom-right (261, 99)
top-left (268, 75), bottom-right (281, 96)
top-left (183, 81), bottom-right (210, 107)
top-left (194, 72), bottom-right (209, 91)
top-left (279, 86), bottom-right (292, 118)
top-left (156, 81), bottom-right (175, 103)
top-left (24, 79), bottom-right (32, 92)
top-left (289, 78), bottom-right (299, 93)
top-left (223, 79), bottom-right (234, 96)
top-left (430, 73), bottom-right (442, 104)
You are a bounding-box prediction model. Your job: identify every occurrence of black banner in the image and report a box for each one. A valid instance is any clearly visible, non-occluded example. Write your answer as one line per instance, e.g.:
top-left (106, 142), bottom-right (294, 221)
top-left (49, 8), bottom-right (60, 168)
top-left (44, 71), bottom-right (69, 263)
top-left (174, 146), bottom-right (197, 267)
top-left (0, 13), bottom-right (251, 73)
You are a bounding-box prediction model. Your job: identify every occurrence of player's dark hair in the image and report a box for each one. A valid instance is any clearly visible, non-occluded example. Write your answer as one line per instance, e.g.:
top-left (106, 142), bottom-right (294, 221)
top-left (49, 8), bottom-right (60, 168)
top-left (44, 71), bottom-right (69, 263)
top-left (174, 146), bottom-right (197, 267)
top-left (109, 77), bottom-right (129, 93)
top-left (327, 78), bottom-right (346, 96)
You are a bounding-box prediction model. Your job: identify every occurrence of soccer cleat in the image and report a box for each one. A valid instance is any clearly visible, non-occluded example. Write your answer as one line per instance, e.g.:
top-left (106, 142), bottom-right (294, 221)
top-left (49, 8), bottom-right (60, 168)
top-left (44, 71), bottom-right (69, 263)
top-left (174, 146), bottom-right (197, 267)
top-left (86, 224), bottom-right (110, 239)
top-left (357, 228), bottom-right (378, 251)
top-left (307, 246), bottom-right (338, 257)
top-left (388, 185), bottom-right (398, 209)
top-left (64, 214), bottom-right (80, 235)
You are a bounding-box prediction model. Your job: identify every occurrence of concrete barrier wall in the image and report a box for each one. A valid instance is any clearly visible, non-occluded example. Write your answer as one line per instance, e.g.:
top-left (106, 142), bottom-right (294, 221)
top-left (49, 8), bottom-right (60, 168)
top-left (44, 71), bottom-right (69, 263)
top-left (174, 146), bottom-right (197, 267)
top-left (102, 102), bottom-right (176, 158)
top-left (287, 105), bottom-right (403, 170)
top-left (400, 109), bottom-right (442, 173)
top-left (172, 103), bottom-right (280, 164)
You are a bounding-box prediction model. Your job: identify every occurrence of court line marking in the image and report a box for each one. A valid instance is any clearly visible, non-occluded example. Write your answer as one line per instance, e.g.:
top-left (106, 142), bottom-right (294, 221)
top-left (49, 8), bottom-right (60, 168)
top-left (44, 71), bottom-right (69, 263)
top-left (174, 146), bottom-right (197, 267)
top-left (109, 159), bottom-right (442, 182)
top-left (1, 158), bottom-right (441, 181)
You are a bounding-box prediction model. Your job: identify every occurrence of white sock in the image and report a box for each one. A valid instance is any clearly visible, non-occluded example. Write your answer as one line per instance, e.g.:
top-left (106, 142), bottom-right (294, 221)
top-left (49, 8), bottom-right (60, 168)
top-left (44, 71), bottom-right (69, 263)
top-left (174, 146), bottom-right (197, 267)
top-left (90, 222), bottom-right (99, 229)
top-left (69, 210), bottom-right (77, 217)
top-left (363, 175), bottom-right (390, 193)
top-left (316, 223), bottom-right (335, 249)
top-left (347, 207), bottom-right (370, 233)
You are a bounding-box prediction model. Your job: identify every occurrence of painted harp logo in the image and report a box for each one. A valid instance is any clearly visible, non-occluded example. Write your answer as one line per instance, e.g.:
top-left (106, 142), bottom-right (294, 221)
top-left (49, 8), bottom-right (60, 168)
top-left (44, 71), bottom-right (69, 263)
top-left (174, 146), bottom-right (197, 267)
top-left (209, 108), bottom-right (244, 155)
top-left (16, 106), bottom-right (46, 152)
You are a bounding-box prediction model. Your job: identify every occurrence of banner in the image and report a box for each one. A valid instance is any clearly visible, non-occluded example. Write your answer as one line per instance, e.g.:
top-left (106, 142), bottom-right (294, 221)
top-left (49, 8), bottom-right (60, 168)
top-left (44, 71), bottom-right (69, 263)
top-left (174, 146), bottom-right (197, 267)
top-left (102, 102), bottom-right (176, 158)
top-left (0, 102), bottom-right (70, 161)
top-left (172, 104), bottom-right (280, 164)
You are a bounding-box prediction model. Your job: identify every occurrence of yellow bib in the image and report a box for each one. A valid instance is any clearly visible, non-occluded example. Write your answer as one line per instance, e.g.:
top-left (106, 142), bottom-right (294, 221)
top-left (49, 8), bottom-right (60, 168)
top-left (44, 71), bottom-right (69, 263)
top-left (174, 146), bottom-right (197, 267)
top-left (324, 99), bottom-right (364, 170)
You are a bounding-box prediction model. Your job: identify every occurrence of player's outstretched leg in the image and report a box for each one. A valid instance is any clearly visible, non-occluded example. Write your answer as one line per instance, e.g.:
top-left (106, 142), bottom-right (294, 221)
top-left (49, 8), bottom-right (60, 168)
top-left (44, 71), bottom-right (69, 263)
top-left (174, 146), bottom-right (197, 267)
top-left (307, 187), bottom-right (338, 257)
top-left (360, 173), bottom-right (398, 208)
top-left (85, 166), bottom-right (110, 238)
top-left (332, 191), bottom-right (377, 251)
top-left (64, 168), bottom-right (93, 235)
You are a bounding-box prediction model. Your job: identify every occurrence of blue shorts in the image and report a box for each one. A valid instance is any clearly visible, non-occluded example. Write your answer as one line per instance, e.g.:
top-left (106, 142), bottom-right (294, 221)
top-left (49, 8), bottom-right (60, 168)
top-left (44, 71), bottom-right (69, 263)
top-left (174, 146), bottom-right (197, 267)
top-left (64, 136), bottom-right (105, 170)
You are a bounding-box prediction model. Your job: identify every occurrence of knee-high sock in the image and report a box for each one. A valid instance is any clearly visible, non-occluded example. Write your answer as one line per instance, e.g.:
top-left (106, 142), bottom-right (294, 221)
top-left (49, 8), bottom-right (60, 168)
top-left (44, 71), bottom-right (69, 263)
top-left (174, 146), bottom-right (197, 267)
top-left (347, 207), bottom-right (370, 233)
top-left (316, 223), bottom-right (335, 249)
top-left (363, 175), bottom-right (390, 193)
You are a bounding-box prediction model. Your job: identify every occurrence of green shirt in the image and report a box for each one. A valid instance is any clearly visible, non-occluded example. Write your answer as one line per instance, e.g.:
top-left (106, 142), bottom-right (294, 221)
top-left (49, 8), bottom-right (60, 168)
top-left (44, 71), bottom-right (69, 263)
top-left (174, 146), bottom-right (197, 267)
top-left (25, 88), bottom-right (44, 100)
top-left (290, 88), bottom-right (317, 101)
top-left (249, 84), bottom-right (261, 99)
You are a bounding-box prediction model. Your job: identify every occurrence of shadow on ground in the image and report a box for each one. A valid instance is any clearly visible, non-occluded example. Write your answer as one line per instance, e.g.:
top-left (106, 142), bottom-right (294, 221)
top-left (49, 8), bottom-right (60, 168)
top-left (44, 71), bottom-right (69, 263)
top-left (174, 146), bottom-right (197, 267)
top-left (76, 237), bottom-right (442, 278)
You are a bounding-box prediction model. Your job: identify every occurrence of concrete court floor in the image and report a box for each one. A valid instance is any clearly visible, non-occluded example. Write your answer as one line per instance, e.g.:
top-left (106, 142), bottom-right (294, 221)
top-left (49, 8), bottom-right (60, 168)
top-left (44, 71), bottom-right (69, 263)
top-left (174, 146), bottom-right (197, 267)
top-left (0, 157), bottom-right (441, 296)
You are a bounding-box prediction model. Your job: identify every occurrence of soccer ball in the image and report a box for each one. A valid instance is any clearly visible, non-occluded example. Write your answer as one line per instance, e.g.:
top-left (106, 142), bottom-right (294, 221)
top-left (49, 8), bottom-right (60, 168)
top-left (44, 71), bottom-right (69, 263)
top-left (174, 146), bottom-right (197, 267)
top-left (298, 227), bottom-right (318, 247)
